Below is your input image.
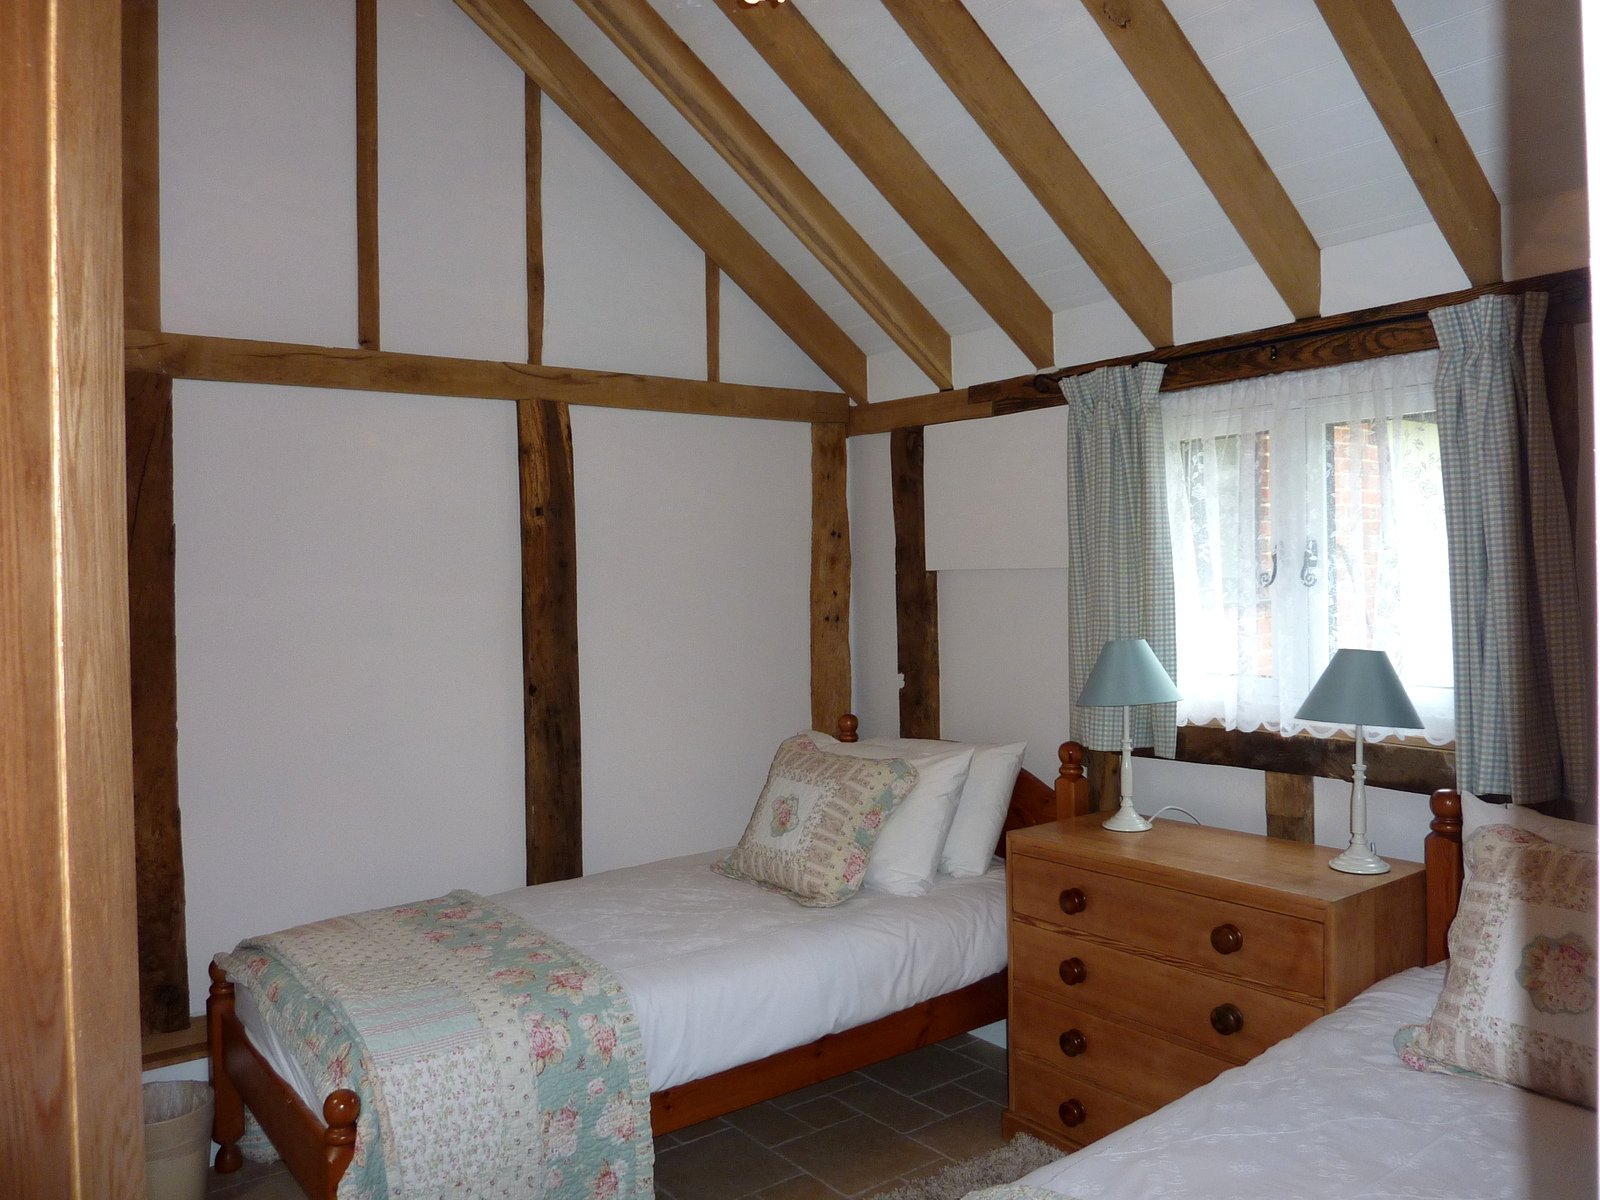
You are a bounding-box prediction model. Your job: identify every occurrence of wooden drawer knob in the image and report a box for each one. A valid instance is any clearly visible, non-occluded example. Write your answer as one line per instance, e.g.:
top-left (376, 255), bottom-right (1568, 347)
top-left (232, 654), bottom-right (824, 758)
top-left (1058, 957), bottom-right (1086, 986)
top-left (1058, 887), bottom-right (1087, 915)
top-left (1210, 923), bottom-right (1244, 954)
top-left (1058, 1099), bottom-right (1086, 1128)
top-left (1058, 1029), bottom-right (1087, 1057)
top-left (1209, 1002), bottom-right (1245, 1036)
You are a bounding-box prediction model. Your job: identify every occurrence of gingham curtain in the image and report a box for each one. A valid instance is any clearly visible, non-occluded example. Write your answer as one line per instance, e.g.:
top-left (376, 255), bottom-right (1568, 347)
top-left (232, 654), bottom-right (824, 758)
top-left (1430, 292), bottom-right (1591, 810)
top-left (1063, 363), bottom-right (1177, 757)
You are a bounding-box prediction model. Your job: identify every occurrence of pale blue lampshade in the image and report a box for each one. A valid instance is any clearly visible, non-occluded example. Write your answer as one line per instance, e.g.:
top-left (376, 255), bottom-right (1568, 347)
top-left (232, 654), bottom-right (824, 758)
top-left (1295, 649), bottom-right (1422, 729)
top-left (1078, 638), bottom-right (1181, 708)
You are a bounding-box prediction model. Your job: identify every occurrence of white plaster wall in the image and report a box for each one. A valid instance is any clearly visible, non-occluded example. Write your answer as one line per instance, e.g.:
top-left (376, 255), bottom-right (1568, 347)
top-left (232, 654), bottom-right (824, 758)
top-left (572, 407), bottom-right (812, 872)
top-left (172, 382), bottom-right (526, 1006)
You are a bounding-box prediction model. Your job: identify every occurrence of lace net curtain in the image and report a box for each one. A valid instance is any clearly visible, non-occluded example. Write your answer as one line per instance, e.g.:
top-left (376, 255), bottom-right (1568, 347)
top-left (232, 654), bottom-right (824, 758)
top-left (1162, 351), bottom-right (1454, 744)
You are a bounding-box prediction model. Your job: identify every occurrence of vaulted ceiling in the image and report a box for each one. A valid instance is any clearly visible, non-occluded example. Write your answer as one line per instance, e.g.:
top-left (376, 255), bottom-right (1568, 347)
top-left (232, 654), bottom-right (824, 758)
top-left (461, 0), bottom-right (1586, 400)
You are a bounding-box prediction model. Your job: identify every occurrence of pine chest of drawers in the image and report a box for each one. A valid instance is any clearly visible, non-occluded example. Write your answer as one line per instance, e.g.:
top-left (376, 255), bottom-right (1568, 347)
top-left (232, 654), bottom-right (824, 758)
top-left (1004, 817), bottom-right (1426, 1151)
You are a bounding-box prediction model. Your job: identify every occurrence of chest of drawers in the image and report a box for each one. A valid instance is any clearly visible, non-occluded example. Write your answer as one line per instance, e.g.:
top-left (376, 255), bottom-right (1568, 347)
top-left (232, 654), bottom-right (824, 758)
top-left (1004, 817), bottom-right (1425, 1151)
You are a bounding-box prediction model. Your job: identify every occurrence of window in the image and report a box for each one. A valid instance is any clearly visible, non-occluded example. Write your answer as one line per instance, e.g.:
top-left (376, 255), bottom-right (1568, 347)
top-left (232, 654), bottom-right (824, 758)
top-left (1162, 352), bottom-right (1453, 744)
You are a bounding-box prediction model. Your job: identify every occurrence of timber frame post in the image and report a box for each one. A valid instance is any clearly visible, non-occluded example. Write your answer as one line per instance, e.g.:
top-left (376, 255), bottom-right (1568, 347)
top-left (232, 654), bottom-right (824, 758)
top-left (890, 427), bottom-right (939, 739)
top-left (810, 423), bottom-right (852, 727)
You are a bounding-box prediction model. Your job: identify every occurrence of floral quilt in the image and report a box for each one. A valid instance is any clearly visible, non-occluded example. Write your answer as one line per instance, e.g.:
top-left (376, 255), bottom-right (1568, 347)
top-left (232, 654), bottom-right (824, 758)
top-left (218, 890), bottom-right (653, 1199)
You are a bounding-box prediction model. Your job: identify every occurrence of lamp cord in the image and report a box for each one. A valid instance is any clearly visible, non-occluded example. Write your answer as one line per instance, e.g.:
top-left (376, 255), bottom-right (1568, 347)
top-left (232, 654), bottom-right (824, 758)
top-left (1147, 805), bottom-right (1202, 824)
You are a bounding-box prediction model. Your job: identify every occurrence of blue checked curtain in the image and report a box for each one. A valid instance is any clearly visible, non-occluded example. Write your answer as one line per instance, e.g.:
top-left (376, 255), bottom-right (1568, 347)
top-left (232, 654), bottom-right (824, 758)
top-left (1431, 292), bottom-right (1591, 812)
top-left (1063, 363), bottom-right (1177, 757)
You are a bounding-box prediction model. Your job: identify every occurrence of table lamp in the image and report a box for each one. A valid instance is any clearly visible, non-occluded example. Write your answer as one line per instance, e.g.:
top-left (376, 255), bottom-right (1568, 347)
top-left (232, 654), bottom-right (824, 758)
top-left (1294, 649), bottom-right (1422, 874)
top-left (1077, 637), bottom-right (1181, 832)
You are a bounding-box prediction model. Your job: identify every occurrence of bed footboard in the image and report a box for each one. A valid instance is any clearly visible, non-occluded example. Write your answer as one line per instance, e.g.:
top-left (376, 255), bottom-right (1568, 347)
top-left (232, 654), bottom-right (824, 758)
top-left (207, 961), bottom-right (358, 1200)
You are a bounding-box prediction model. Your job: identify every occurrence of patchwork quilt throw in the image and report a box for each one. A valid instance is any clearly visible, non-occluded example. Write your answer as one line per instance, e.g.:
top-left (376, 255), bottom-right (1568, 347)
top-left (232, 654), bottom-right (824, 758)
top-left (218, 890), bottom-right (653, 1199)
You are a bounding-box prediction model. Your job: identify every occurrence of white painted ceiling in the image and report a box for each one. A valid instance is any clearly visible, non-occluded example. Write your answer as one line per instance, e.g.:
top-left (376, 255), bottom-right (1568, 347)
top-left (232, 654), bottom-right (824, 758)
top-left (522, 0), bottom-right (1586, 360)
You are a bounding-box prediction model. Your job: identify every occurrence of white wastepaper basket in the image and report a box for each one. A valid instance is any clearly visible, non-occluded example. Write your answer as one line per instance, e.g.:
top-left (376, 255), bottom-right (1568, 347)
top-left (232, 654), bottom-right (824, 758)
top-left (142, 1080), bottom-right (215, 1200)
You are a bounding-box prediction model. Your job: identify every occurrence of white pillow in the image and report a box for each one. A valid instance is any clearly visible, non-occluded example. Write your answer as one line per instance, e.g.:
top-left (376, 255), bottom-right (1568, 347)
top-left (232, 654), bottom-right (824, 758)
top-left (816, 733), bottom-right (1026, 878)
top-left (1461, 791), bottom-right (1597, 852)
top-left (807, 733), bottom-right (973, 896)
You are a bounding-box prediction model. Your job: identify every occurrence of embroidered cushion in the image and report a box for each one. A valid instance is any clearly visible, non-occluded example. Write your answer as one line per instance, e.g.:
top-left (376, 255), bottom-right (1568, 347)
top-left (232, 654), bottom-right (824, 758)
top-left (1398, 823), bottom-right (1597, 1107)
top-left (714, 735), bottom-right (917, 907)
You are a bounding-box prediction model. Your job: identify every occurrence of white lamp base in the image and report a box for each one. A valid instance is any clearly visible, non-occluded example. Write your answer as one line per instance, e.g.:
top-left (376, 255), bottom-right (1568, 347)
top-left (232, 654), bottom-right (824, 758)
top-left (1327, 841), bottom-right (1390, 874)
top-left (1102, 804), bottom-right (1153, 833)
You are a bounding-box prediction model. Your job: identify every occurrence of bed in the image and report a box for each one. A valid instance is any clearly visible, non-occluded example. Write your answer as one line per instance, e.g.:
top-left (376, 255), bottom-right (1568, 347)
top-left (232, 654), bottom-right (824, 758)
top-left (974, 788), bottom-right (1598, 1200)
top-left (206, 717), bottom-right (1090, 1198)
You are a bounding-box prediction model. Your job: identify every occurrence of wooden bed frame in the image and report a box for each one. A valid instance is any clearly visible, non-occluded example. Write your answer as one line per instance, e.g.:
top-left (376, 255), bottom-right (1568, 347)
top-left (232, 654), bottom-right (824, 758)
top-left (206, 719), bottom-right (1091, 1198)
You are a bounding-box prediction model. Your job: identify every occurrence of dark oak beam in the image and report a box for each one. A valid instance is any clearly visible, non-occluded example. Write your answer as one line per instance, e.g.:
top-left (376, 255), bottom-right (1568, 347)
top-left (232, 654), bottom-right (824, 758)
top-left (810, 424), bottom-right (852, 728)
top-left (1080, 0), bottom-right (1320, 318)
top-left (570, 0), bottom-right (950, 391)
top-left (718, 0), bottom-right (1052, 369)
top-left (126, 331), bottom-right (850, 424)
top-left (518, 399), bottom-right (582, 884)
top-left (1142, 727), bottom-right (1456, 796)
top-left (881, 0), bottom-right (1171, 349)
top-left (1265, 772), bottom-right (1315, 843)
top-left (849, 268), bottom-right (1590, 435)
top-left (1314, 0), bottom-right (1500, 286)
top-left (890, 428), bottom-right (939, 739)
top-left (525, 79), bottom-right (544, 365)
top-left (356, 0), bottom-right (380, 350)
top-left (125, 373), bottom-right (188, 1035)
top-left (455, 0), bottom-right (870, 400)
top-left (121, 0), bottom-right (160, 331)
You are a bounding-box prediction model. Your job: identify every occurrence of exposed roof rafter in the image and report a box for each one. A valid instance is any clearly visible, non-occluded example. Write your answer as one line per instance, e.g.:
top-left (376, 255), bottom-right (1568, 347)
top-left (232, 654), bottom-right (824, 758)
top-left (1080, 0), bottom-right (1322, 319)
top-left (881, 0), bottom-right (1172, 349)
top-left (454, 0), bottom-right (868, 400)
top-left (1313, 0), bottom-right (1501, 285)
top-left (569, 0), bottom-right (954, 390)
top-left (715, 0), bottom-right (1056, 369)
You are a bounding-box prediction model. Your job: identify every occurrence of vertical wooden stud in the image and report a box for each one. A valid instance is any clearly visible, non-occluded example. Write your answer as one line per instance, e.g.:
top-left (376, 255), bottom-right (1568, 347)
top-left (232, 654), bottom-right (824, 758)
top-left (706, 256), bottom-right (720, 383)
top-left (517, 76), bottom-right (581, 884)
top-left (890, 427), bottom-right (939, 738)
top-left (122, 0), bottom-right (160, 330)
top-left (1265, 771), bottom-right (1315, 843)
top-left (526, 79), bottom-right (544, 365)
top-left (811, 423), bottom-right (852, 728)
top-left (1085, 749), bottom-right (1122, 814)
top-left (517, 400), bottom-right (582, 884)
top-left (126, 372), bottom-right (189, 1033)
top-left (2, 0), bottom-right (143, 1191)
top-left (356, 0), bottom-right (380, 350)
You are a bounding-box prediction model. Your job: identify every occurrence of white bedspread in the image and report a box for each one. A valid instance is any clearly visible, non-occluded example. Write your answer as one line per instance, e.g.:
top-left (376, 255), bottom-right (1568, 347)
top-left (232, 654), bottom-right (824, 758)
top-left (238, 849), bottom-right (1006, 1099)
top-left (1006, 964), bottom-right (1596, 1200)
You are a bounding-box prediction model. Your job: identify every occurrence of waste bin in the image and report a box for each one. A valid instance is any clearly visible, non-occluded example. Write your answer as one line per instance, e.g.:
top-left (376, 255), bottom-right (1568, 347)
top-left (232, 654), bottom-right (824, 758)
top-left (142, 1080), bottom-right (214, 1200)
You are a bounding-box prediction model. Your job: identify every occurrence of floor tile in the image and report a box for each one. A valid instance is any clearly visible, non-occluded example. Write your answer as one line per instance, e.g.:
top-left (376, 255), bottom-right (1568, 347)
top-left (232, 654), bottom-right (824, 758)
top-left (832, 1078), bottom-right (943, 1133)
top-left (860, 1043), bottom-right (976, 1095)
top-left (787, 1094), bottom-right (856, 1130)
top-left (951, 1038), bottom-right (1007, 1073)
top-left (777, 1114), bottom-right (940, 1196)
top-left (725, 1099), bottom-right (817, 1146)
top-left (205, 1160), bottom-right (292, 1198)
top-left (670, 1114), bottom-right (731, 1144)
top-left (910, 1103), bottom-right (1009, 1161)
top-left (953, 1066), bottom-right (1009, 1106)
top-left (772, 1074), bottom-right (854, 1109)
top-left (911, 1080), bottom-right (987, 1116)
top-left (654, 1127), bottom-right (800, 1200)
top-left (751, 1175), bottom-right (848, 1199)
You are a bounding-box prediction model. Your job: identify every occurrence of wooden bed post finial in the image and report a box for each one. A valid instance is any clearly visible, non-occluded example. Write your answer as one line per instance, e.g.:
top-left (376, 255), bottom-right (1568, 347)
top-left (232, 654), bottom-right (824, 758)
top-left (1056, 741), bottom-right (1089, 821)
top-left (1424, 788), bottom-right (1464, 966)
top-left (837, 713), bottom-right (859, 743)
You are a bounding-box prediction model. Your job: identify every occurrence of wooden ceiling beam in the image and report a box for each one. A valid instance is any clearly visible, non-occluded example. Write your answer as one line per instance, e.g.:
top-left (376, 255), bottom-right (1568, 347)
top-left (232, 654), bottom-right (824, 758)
top-left (1080, 0), bottom-right (1321, 319)
top-left (880, 0), bottom-right (1172, 349)
top-left (715, 0), bottom-right (1054, 369)
top-left (564, 0), bottom-right (952, 391)
top-left (1313, 0), bottom-right (1501, 285)
top-left (453, 0), bottom-right (869, 400)
top-left (126, 330), bottom-right (851, 424)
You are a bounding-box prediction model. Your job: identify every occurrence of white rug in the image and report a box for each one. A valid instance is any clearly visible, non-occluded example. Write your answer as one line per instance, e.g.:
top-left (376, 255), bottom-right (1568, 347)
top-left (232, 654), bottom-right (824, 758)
top-left (871, 1134), bottom-right (1060, 1200)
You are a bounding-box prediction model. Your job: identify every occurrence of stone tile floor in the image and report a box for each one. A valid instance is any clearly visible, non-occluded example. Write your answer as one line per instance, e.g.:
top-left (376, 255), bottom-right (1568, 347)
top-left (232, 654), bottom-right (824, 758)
top-left (205, 1034), bottom-right (1009, 1199)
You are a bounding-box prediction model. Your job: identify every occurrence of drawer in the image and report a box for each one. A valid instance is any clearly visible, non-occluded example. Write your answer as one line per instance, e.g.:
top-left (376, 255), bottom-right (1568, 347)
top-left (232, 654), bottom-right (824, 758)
top-left (1010, 989), bottom-right (1230, 1108)
top-left (1009, 1058), bottom-right (1152, 1150)
top-left (1012, 923), bottom-right (1324, 1063)
top-left (1011, 853), bottom-right (1325, 996)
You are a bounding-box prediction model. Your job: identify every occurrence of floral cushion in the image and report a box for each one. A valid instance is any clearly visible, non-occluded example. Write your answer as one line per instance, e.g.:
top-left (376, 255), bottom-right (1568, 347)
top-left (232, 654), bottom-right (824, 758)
top-left (714, 734), bottom-right (917, 907)
top-left (1397, 823), bottom-right (1597, 1107)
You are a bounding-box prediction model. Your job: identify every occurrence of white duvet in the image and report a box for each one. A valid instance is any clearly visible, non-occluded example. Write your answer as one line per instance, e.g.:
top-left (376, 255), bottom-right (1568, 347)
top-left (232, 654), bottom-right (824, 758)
top-left (1005, 964), bottom-right (1596, 1200)
top-left (238, 849), bottom-right (1007, 1099)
